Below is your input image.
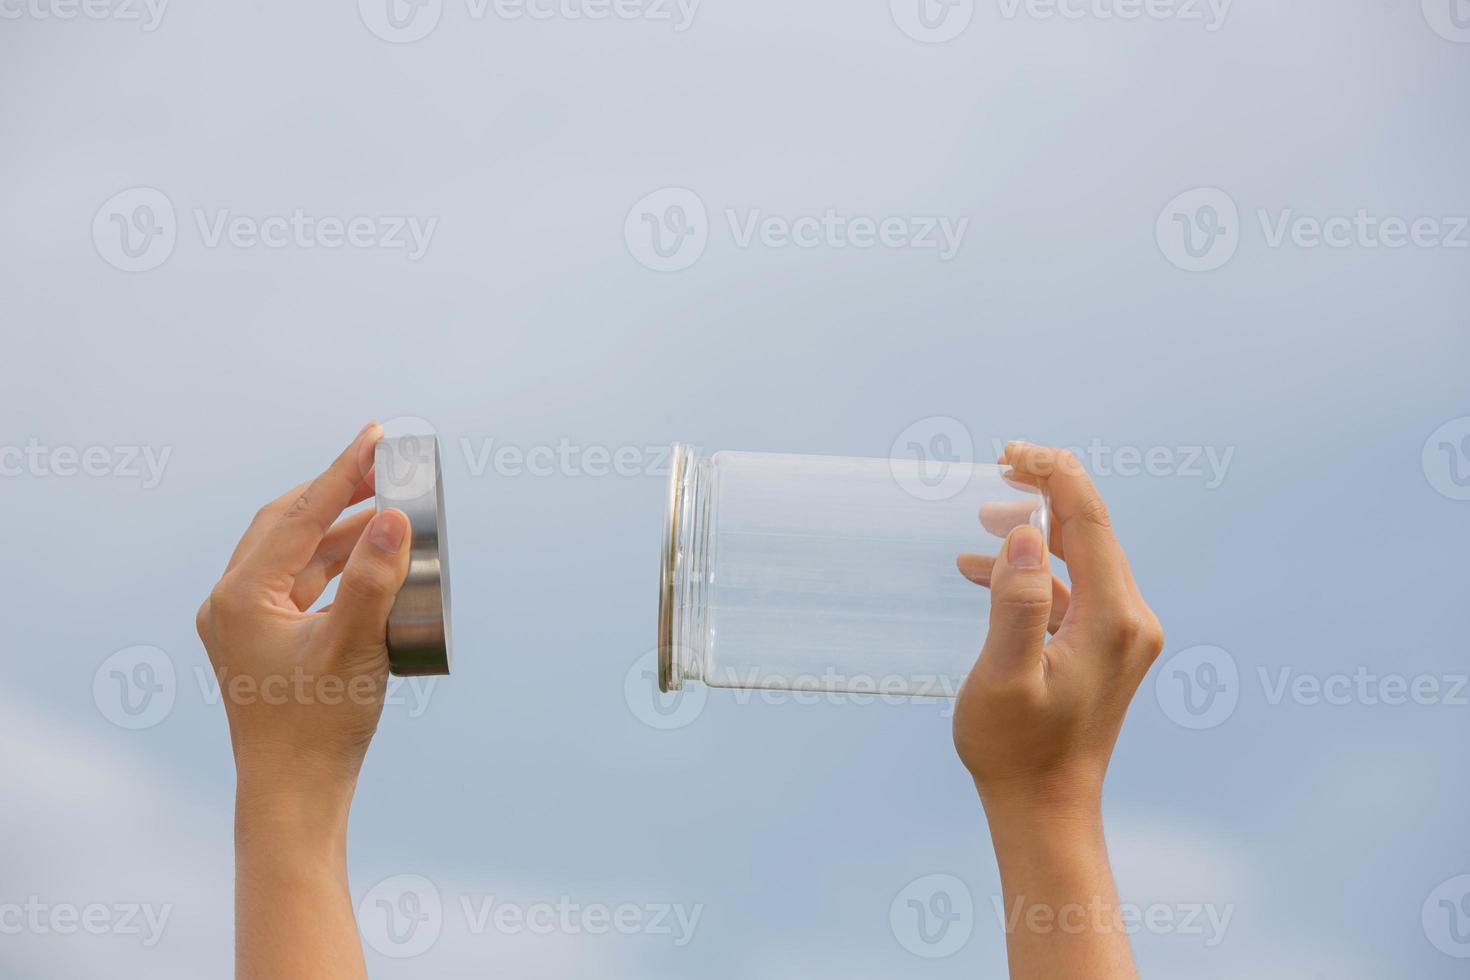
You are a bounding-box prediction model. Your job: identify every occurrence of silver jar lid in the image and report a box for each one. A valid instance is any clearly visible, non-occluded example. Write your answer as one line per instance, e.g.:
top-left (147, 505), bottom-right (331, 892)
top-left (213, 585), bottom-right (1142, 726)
top-left (375, 434), bottom-right (452, 676)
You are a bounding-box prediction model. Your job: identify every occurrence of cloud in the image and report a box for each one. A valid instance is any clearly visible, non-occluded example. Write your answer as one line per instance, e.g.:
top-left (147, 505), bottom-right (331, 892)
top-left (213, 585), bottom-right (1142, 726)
top-left (0, 694), bottom-right (232, 979)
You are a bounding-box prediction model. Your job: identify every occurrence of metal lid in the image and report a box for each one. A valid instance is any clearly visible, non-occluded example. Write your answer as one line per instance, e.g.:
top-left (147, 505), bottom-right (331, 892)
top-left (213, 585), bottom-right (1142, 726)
top-left (375, 434), bottom-right (452, 677)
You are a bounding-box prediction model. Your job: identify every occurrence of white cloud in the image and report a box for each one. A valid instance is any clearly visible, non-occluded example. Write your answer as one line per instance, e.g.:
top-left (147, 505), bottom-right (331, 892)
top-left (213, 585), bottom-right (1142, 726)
top-left (0, 694), bottom-right (232, 979)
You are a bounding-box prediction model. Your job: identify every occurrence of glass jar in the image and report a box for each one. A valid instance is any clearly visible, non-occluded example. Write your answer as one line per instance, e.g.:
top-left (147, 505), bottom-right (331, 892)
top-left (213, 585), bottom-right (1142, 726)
top-left (656, 444), bottom-right (1050, 698)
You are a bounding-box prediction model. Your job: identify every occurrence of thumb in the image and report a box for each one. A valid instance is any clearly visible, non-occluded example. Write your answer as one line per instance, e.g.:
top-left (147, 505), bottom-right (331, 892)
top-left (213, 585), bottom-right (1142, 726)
top-left (978, 524), bottom-right (1053, 677)
top-left (327, 508), bottom-right (412, 655)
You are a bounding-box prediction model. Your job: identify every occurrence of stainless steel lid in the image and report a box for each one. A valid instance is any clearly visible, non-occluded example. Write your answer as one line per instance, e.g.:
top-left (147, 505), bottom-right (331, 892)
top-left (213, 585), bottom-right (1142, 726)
top-left (375, 434), bottom-right (452, 676)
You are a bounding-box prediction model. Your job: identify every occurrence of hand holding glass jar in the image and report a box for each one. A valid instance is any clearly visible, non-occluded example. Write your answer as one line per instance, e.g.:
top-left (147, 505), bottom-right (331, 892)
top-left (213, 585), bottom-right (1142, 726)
top-left (953, 440), bottom-right (1164, 980)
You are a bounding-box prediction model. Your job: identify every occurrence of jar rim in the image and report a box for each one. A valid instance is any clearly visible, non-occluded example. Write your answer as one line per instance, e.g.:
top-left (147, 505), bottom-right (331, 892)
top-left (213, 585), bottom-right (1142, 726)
top-left (656, 443), bottom-right (693, 692)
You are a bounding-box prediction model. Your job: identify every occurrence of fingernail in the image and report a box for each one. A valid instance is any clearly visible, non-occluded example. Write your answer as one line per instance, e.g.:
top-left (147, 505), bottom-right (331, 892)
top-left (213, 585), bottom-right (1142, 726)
top-left (1007, 526), bottom-right (1044, 567)
top-left (369, 509), bottom-right (408, 552)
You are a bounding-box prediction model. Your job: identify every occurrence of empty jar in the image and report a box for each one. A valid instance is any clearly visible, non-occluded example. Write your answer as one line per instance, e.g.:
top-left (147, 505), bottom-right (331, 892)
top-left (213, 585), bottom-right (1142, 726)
top-left (656, 444), bottom-right (1050, 698)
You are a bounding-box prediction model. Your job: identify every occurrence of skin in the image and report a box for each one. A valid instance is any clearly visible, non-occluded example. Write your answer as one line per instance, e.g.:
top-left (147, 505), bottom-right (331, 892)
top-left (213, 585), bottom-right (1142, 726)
top-left (198, 430), bottom-right (1160, 980)
top-left (196, 422), bottom-right (410, 980)
top-left (954, 441), bottom-right (1165, 980)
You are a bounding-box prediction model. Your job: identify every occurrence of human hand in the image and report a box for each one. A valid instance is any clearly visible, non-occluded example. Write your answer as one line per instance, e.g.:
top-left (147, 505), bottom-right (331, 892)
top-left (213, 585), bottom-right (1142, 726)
top-left (195, 422), bottom-right (412, 803)
top-left (196, 423), bottom-right (409, 979)
top-left (953, 440), bottom-right (1164, 819)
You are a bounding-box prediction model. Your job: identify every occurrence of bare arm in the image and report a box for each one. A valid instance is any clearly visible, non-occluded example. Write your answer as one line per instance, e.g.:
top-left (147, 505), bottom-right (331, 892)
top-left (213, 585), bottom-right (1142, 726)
top-left (954, 441), bottom-right (1165, 979)
top-left (196, 423), bottom-right (411, 980)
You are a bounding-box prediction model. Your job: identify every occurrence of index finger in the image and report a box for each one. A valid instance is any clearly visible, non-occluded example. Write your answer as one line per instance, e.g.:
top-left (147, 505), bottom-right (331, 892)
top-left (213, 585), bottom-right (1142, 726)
top-left (1000, 441), bottom-right (1134, 609)
top-left (241, 422), bottom-right (382, 583)
top-left (224, 469), bottom-right (376, 574)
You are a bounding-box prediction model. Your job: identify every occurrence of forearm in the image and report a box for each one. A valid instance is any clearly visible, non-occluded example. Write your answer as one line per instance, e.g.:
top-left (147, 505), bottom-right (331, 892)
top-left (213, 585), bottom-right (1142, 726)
top-left (984, 799), bottom-right (1138, 980)
top-left (235, 782), bottom-right (367, 980)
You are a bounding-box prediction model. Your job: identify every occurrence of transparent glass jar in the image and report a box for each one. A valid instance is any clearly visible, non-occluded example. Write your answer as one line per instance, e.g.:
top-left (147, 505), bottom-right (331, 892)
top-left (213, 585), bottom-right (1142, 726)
top-left (656, 444), bottom-right (1050, 698)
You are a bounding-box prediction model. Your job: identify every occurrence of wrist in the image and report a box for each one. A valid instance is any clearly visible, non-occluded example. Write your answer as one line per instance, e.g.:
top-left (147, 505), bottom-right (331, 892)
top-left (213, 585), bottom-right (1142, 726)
top-left (974, 765), bottom-right (1103, 821)
top-left (978, 777), bottom-right (1105, 852)
top-left (980, 787), bottom-right (1111, 891)
top-left (983, 801), bottom-right (1105, 853)
top-left (235, 774), bottom-right (354, 857)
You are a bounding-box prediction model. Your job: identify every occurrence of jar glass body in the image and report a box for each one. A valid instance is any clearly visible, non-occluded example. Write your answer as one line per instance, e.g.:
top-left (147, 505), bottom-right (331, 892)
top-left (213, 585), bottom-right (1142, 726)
top-left (657, 444), bottom-right (1050, 698)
